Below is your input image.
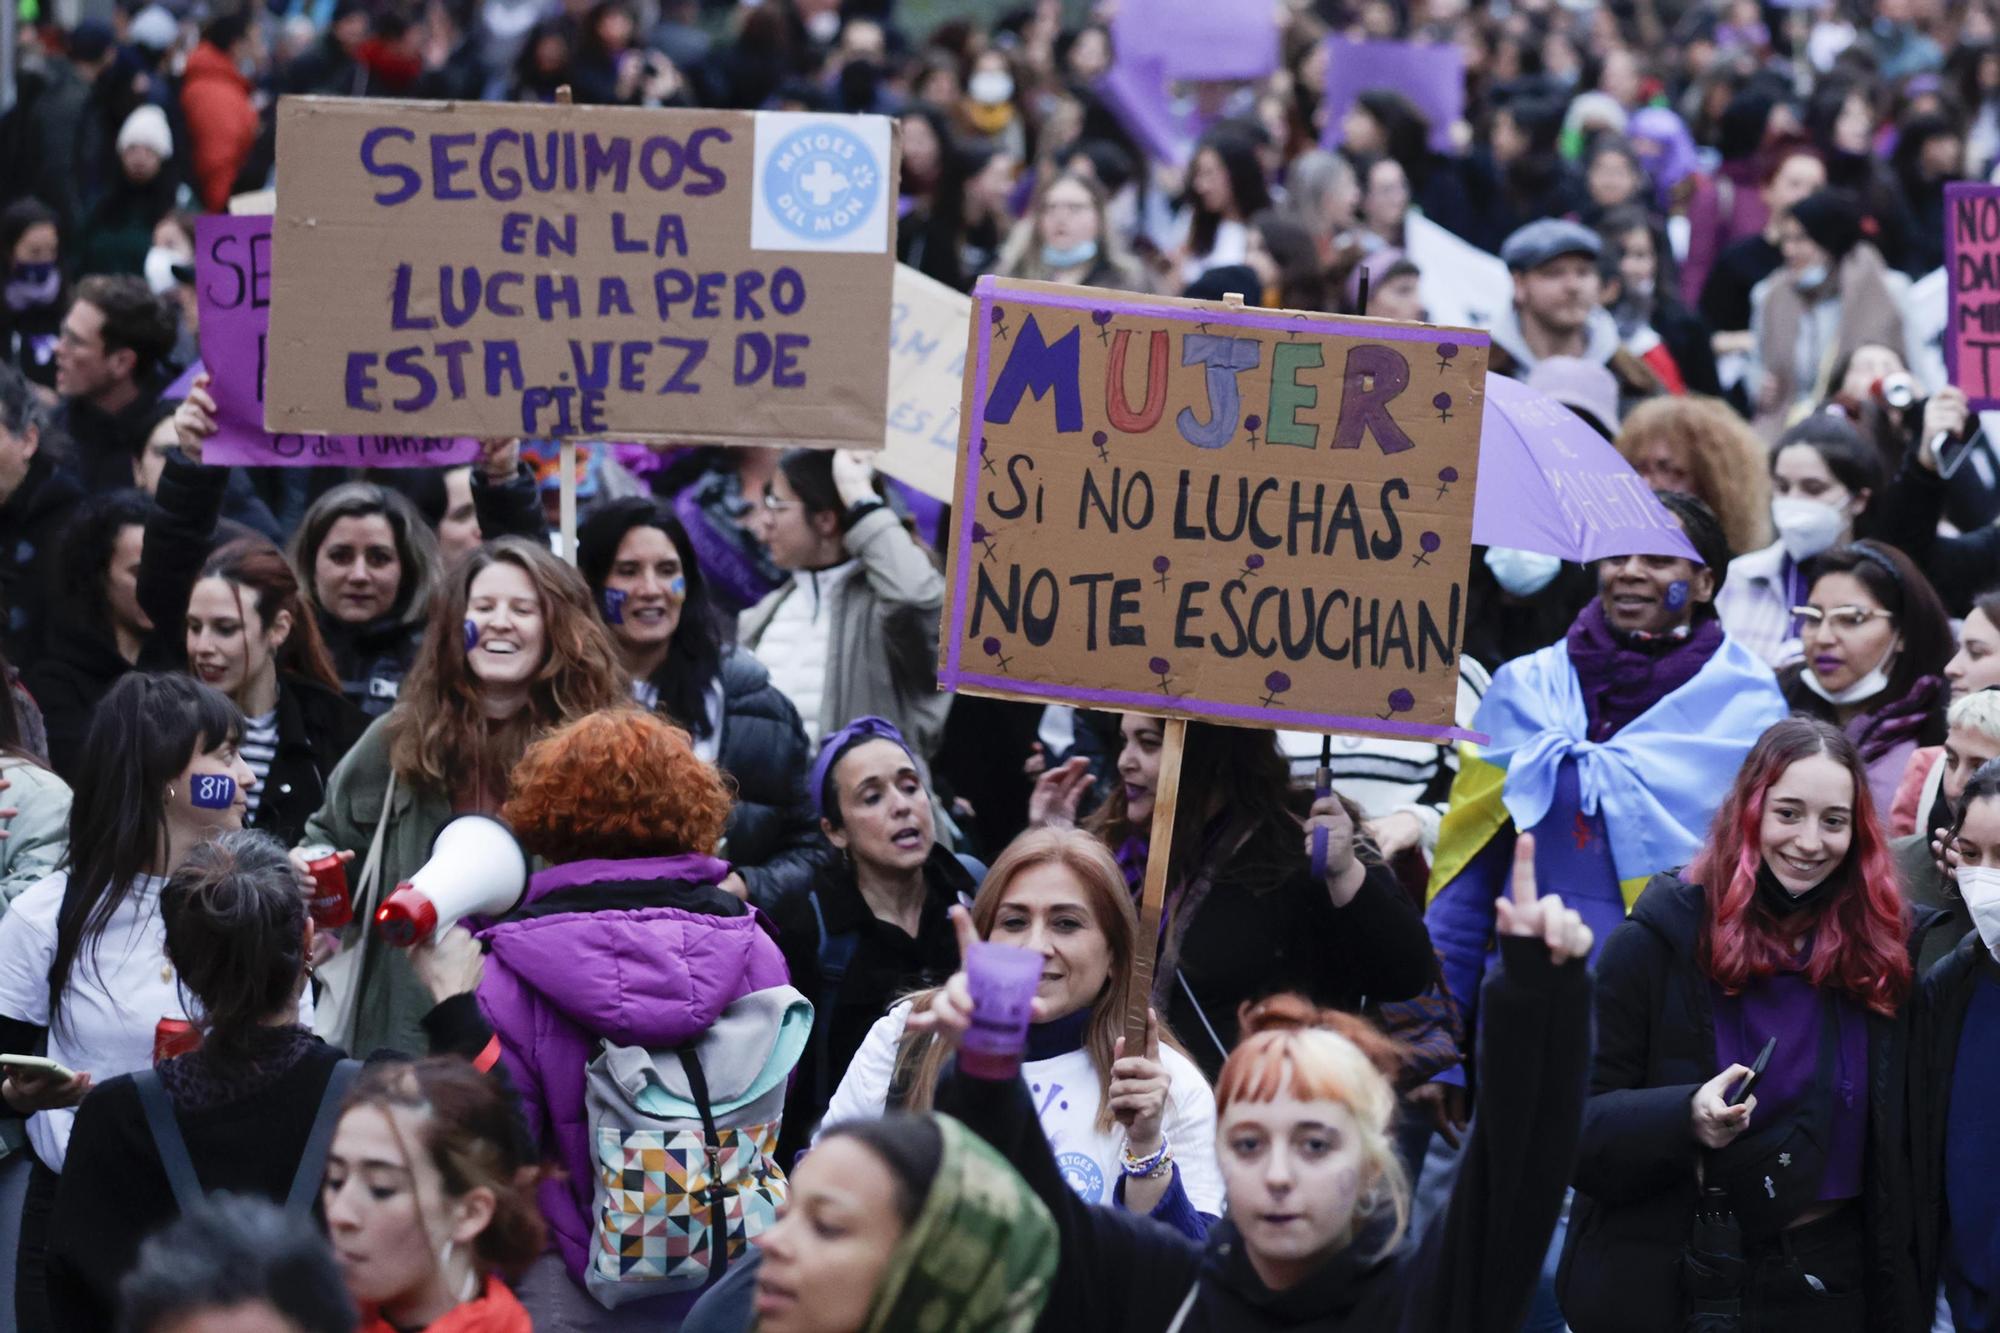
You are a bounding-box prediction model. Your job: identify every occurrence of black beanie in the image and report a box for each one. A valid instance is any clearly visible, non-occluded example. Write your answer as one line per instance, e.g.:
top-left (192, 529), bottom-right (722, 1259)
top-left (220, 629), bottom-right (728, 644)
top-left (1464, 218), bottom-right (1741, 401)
top-left (1789, 188), bottom-right (1865, 260)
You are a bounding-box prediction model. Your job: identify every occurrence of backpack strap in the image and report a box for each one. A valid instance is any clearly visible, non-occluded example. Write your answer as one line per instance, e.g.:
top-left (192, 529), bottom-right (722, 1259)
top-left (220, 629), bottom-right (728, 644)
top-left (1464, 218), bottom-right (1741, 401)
top-left (676, 1046), bottom-right (731, 1286)
top-left (134, 1069), bottom-right (204, 1213)
top-left (286, 1059), bottom-right (361, 1217)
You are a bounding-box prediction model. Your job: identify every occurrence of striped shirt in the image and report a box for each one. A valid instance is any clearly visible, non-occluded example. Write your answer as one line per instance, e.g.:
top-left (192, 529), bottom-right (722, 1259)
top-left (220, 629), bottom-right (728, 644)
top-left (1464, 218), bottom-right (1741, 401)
top-left (241, 708), bottom-right (279, 817)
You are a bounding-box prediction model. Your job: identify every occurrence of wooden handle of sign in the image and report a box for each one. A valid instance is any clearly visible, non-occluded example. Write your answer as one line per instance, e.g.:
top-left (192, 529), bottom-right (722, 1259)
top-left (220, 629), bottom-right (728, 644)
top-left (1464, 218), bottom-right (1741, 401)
top-left (1127, 716), bottom-right (1187, 1051)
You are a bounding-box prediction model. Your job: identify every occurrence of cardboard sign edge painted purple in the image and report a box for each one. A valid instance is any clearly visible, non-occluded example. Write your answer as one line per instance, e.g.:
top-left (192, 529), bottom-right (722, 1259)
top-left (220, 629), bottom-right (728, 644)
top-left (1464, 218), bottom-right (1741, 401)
top-left (1945, 180), bottom-right (2000, 412)
top-left (940, 274), bottom-right (1491, 744)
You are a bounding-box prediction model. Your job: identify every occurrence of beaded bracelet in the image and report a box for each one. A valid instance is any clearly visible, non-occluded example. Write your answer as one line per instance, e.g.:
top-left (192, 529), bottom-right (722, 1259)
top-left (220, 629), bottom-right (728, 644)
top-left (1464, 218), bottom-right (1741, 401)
top-left (1121, 1132), bottom-right (1173, 1179)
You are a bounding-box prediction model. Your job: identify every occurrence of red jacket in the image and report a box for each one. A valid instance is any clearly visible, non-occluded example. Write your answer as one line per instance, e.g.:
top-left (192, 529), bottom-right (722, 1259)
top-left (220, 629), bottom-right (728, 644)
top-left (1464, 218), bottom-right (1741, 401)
top-left (179, 42), bottom-right (259, 212)
top-left (358, 1280), bottom-right (532, 1333)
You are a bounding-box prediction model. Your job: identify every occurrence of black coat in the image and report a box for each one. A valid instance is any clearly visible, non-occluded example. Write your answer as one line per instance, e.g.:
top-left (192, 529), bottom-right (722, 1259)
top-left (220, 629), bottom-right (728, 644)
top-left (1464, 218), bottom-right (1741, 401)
top-left (688, 651), bottom-right (820, 913)
top-left (1164, 816), bottom-right (1436, 1081)
top-left (1909, 932), bottom-right (1998, 1317)
top-left (49, 391), bottom-right (159, 496)
top-left (928, 937), bottom-right (1590, 1333)
top-left (0, 452), bottom-right (82, 663)
top-left (253, 675), bottom-right (368, 847)
top-left (1556, 874), bottom-right (1929, 1333)
top-left (319, 610), bottom-right (424, 717)
top-left (22, 615), bottom-right (131, 779)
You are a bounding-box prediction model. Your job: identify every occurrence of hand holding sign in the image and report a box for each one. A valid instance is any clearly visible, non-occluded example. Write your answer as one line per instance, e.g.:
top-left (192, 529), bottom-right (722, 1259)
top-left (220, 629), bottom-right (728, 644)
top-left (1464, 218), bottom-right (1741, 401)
top-left (173, 373), bottom-right (218, 463)
top-left (1108, 1007), bottom-right (1170, 1150)
top-left (1306, 793), bottom-right (1363, 905)
top-left (1493, 833), bottom-right (1593, 965)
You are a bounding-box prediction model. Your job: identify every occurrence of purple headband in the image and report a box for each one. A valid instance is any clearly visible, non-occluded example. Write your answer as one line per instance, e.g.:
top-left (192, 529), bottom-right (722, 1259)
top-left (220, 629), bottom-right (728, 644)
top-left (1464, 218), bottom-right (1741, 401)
top-left (810, 715), bottom-right (916, 818)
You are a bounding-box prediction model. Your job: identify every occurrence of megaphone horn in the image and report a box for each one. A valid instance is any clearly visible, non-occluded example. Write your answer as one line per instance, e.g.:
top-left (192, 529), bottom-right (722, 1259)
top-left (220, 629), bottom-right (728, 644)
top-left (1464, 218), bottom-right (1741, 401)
top-left (374, 815), bottom-right (530, 947)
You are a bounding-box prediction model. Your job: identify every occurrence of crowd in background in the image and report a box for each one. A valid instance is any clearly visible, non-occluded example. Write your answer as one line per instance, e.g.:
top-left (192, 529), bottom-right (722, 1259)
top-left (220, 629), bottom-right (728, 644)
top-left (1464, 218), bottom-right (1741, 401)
top-left (3, 0), bottom-right (2000, 1328)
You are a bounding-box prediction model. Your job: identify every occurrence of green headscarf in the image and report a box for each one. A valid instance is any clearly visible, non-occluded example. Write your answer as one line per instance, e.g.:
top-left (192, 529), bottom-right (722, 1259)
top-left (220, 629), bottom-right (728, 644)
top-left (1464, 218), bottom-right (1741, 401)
top-left (858, 1114), bottom-right (1058, 1333)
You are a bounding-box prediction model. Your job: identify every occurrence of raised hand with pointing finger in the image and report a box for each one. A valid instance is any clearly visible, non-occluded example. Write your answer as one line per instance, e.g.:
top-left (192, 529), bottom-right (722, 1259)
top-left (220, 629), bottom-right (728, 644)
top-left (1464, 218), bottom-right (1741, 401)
top-left (1494, 833), bottom-right (1593, 965)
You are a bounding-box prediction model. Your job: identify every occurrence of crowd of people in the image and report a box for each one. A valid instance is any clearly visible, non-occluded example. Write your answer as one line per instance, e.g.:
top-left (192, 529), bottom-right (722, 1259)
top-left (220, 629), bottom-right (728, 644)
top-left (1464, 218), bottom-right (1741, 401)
top-left (3, 0), bottom-right (2000, 1328)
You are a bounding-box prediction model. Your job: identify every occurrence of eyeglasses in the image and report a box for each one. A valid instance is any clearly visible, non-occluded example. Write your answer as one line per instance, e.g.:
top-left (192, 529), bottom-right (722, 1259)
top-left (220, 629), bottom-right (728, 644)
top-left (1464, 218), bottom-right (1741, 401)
top-left (759, 493), bottom-right (802, 514)
top-left (1791, 605), bottom-right (1894, 633)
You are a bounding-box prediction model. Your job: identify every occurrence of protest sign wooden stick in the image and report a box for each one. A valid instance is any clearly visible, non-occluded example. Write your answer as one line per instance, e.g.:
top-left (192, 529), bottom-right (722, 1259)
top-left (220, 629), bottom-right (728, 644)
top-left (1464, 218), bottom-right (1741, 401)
top-left (1127, 716), bottom-right (1186, 1050)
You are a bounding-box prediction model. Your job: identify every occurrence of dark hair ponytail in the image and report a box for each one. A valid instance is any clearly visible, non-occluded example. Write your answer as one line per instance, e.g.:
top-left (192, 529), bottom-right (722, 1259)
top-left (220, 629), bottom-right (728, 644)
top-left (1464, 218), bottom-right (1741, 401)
top-left (160, 830), bottom-right (306, 1062)
top-left (50, 674), bottom-right (241, 1034)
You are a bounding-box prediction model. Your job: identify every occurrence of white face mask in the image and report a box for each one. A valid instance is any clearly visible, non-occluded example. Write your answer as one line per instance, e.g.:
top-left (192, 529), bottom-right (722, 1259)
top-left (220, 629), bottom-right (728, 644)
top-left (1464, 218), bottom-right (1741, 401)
top-left (1484, 546), bottom-right (1563, 598)
top-left (968, 70), bottom-right (1015, 105)
top-left (1796, 263), bottom-right (1830, 291)
top-left (1953, 864), bottom-right (2000, 956)
top-left (143, 245), bottom-right (185, 297)
top-left (804, 9), bottom-right (840, 42)
top-left (1770, 495), bottom-right (1848, 563)
top-left (1800, 635), bottom-right (1899, 706)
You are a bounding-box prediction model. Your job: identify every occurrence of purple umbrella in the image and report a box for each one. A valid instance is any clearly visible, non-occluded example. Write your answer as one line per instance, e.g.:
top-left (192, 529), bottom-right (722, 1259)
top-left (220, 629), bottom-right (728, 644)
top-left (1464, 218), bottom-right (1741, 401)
top-left (1475, 373), bottom-right (1699, 563)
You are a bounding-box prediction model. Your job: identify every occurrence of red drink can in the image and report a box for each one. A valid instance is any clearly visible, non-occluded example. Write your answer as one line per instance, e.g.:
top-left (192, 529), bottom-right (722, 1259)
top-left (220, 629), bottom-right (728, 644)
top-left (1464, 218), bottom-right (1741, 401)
top-left (154, 1018), bottom-right (201, 1063)
top-left (301, 845), bottom-right (352, 929)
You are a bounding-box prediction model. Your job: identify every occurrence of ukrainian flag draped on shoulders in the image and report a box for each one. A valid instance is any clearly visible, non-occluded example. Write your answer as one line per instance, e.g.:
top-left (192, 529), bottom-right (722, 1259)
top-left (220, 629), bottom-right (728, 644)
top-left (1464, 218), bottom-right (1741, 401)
top-left (1425, 621), bottom-right (1787, 1077)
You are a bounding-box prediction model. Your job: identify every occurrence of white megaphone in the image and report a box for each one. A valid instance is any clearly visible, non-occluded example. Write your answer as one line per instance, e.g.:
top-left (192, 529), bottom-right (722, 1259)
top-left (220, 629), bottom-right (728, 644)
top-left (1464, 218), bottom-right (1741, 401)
top-left (374, 815), bottom-right (529, 947)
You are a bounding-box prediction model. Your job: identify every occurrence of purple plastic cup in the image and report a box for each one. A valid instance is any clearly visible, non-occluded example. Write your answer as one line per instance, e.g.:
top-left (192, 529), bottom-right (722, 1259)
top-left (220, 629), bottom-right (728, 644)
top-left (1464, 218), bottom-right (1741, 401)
top-left (960, 941), bottom-right (1045, 1080)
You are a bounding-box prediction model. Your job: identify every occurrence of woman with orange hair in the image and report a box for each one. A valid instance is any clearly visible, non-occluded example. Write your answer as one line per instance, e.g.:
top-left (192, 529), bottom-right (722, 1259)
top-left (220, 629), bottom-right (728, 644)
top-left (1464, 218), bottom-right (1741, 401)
top-left (896, 834), bottom-right (1592, 1333)
top-left (1616, 395), bottom-right (1773, 560)
top-left (479, 707), bottom-right (791, 1326)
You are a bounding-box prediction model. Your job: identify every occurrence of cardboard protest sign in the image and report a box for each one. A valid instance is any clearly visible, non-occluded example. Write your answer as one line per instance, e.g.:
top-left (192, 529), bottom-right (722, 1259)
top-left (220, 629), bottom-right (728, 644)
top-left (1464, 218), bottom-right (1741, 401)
top-left (265, 97), bottom-right (897, 446)
top-left (1320, 39), bottom-right (1464, 156)
top-left (940, 277), bottom-right (1487, 741)
top-left (1946, 181), bottom-right (2000, 410)
top-left (882, 265), bottom-right (969, 502)
top-left (195, 215), bottom-right (480, 468)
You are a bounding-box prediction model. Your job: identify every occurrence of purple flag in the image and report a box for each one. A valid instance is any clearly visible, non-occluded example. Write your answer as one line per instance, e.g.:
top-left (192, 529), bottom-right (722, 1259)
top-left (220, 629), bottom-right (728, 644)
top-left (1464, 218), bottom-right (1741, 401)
top-left (1101, 0), bottom-right (1278, 167)
top-left (194, 216), bottom-right (478, 469)
top-left (1475, 373), bottom-right (1699, 563)
top-left (1320, 38), bottom-right (1465, 156)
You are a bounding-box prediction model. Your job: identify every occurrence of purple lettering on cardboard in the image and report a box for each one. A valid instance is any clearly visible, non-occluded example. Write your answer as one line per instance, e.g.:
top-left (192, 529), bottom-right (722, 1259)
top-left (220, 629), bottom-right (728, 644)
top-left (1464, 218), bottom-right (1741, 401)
top-left (196, 216), bottom-right (481, 468)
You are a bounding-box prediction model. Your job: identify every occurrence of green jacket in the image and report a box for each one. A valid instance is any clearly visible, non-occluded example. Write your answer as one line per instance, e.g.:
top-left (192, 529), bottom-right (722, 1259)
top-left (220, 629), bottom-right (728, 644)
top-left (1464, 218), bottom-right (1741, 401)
top-left (302, 715), bottom-right (458, 1057)
top-left (0, 758), bottom-right (71, 913)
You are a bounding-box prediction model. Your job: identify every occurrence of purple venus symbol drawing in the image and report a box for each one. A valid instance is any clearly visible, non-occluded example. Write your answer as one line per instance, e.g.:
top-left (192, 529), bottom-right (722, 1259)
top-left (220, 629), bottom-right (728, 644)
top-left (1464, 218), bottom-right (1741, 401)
top-left (1092, 310), bottom-right (1113, 344)
top-left (991, 304), bottom-right (1009, 340)
top-left (1237, 552), bottom-right (1266, 582)
top-left (1152, 555), bottom-right (1171, 591)
top-left (971, 522), bottom-right (999, 561)
top-left (1260, 671), bottom-right (1291, 707)
top-left (1380, 688), bottom-right (1416, 720)
top-left (1435, 342), bottom-right (1458, 373)
top-left (1092, 429), bottom-right (1109, 462)
top-left (1244, 413), bottom-right (1263, 446)
top-left (1435, 465), bottom-right (1458, 499)
top-left (1413, 531), bottom-right (1441, 567)
top-left (1148, 657), bottom-right (1173, 693)
top-left (1432, 392), bottom-right (1453, 424)
top-left (982, 636), bottom-right (1013, 673)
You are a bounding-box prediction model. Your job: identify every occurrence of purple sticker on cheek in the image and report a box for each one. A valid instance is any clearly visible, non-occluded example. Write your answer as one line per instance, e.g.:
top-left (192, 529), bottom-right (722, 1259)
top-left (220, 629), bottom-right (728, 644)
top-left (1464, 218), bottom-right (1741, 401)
top-left (189, 774), bottom-right (236, 809)
top-left (463, 619), bottom-right (479, 653)
top-left (601, 588), bottom-right (627, 625)
top-left (667, 576), bottom-right (686, 600)
top-left (1666, 580), bottom-right (1690, 609)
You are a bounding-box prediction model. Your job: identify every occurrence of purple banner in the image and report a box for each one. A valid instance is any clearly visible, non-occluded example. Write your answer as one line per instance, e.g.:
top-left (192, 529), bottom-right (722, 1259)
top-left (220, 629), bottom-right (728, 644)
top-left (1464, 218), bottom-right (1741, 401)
top-left (1320, 38), bottom-right (1465, 156)
top-left (194, 216), bottom-right (478, 469)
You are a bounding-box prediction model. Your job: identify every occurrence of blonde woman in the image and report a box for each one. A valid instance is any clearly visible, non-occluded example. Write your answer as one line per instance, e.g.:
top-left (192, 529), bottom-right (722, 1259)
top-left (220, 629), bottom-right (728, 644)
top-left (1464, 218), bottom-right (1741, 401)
top-left (913, 835), bottom-right (1592, 1332)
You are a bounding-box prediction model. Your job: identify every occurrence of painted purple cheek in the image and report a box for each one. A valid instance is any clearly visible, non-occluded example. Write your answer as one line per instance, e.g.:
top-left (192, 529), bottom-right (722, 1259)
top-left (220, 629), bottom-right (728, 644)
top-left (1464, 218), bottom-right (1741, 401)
top-left (189, 774), bottom-right (237, 809)
top-left (463, 620), bottom-right (479, 653)
top-left (1666, 580), bottom-right (1690, 609)
top-left (599, 588), bottom-right (627, 625)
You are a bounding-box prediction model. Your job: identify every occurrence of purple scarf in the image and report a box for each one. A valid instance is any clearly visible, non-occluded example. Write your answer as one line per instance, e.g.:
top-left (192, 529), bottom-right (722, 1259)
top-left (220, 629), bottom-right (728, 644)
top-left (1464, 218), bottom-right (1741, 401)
top-left (1565, 600), bottom-right (1726, 742)
top-left (1849, 673), bottom-right (1946, 764)
top-left (1114, 834), bottom-right (1148, 889)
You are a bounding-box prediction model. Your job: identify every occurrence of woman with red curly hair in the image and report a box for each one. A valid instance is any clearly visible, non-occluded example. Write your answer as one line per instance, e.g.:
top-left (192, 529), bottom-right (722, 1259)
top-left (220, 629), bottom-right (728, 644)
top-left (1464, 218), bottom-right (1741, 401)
top-left (478, 708), bottom-right (789, 1327)
top-left (1558, 716), bottom-right (1936, 1332)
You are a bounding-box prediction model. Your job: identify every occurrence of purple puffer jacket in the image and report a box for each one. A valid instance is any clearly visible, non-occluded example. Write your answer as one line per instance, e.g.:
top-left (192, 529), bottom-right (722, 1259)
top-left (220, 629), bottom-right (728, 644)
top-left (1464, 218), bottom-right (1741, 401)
top-left (474, 854), bottom-right (790, 1282)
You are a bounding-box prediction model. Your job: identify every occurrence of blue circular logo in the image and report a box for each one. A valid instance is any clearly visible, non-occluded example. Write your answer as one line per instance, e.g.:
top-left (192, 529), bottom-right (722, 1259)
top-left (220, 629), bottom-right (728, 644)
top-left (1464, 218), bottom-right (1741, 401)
top-left (763, 124), bottom-right (881, 242)
top-left (1056, 1152), bottom-right (1105, 1203)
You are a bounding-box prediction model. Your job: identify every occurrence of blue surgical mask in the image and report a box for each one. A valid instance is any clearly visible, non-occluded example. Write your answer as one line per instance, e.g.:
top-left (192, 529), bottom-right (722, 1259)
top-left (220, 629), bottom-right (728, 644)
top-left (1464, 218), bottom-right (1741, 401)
top-left (1795, 264), bottom-right (1830, 291)
top-left (1484, 546), bottom-right (1563, 598)
top-left (1040, 238), bottom-right (1099, 270)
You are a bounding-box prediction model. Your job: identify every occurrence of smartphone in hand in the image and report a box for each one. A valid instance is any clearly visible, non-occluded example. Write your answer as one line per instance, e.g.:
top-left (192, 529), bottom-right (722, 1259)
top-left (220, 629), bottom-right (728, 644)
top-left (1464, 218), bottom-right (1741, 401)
top-left (1728, 1037), bottom-right (1776, 1108)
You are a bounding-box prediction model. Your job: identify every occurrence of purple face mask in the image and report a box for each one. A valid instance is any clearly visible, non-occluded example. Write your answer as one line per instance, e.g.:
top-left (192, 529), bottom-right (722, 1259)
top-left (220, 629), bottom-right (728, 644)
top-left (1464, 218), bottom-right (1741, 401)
top-left (189, 773), bottom-right (237, 809)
